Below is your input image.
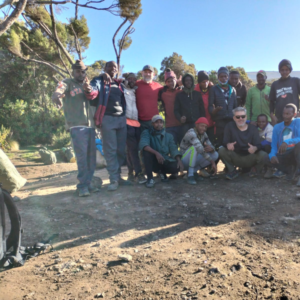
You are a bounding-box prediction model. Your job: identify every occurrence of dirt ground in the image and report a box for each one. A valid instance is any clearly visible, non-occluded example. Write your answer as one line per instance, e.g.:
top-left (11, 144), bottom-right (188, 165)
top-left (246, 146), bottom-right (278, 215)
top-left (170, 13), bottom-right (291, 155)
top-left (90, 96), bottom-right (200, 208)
top-left (1, 148), bottom-right (300, 300)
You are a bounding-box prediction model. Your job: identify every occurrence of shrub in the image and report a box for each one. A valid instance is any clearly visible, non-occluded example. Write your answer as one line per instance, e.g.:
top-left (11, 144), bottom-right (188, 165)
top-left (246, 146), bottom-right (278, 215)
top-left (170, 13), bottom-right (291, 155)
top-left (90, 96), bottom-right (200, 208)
top-left (52, 131), bottom-right (71, 149)
top-left (0, 125), bottom-right (12, 151)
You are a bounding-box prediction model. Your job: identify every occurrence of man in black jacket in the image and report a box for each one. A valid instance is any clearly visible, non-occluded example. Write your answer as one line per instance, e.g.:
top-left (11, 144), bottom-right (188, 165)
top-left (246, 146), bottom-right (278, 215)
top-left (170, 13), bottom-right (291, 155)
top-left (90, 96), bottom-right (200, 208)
top-left (270, 59), bottom-right (300, 124)
top-left (229, 70), bottom-right (247, 107)
top-left (174, 73), bottom-right (205, 139)
top-left (219, 107), bottom-right (268, 180)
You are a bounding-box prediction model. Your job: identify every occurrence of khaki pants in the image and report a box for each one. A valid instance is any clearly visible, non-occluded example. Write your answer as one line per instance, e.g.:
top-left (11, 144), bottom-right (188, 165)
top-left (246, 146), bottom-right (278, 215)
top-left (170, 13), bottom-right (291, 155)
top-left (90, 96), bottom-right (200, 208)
top-left (219, 147), bottom-right (267, 173)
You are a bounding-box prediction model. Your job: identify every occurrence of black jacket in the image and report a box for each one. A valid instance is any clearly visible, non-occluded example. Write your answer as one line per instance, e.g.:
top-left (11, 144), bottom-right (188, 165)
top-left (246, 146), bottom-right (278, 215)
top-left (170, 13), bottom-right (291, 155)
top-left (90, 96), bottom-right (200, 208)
top-left (208, 85), bottom-right (237, 121)
top-left (235, 81), bottom-right (247, 107)
top-left (174, 90), bottom-right (205, 124)
top-left (269, 76), bottom-right (300, 122)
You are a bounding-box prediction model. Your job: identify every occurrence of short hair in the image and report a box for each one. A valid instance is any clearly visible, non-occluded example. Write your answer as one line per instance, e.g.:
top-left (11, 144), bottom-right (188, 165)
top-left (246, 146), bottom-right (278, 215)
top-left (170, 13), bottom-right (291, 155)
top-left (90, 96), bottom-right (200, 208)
top-left (285, 103), bottom-right (297, 114)
top-left (105, 61), bottom-right (117, 68)
top-left (232, 106), bottom-right (247, 115)
top-left (257, 114), bottom-right (268, 121)
top-left (229, 70), bottom-right (240, 76)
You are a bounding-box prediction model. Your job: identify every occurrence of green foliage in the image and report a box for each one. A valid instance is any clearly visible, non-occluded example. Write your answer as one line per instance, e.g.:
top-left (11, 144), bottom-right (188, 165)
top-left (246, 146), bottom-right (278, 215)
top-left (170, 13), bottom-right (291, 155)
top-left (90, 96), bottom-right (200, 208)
top-left (52, 131), bottom-right (71, 149)
top-left (119, 0), bottom-right (142, 22)
top-left (118, 35), bottom-right (132, 50)
top-left (86, 59), bottom-right (107, 79)
top-left (0, 125), bottom-right (12, 151)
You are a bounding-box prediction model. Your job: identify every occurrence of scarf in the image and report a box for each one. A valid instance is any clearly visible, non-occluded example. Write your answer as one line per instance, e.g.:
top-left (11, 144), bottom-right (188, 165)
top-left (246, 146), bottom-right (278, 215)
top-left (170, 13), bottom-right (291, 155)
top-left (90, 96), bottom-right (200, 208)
top-left (218, 80), bottom-right (229, 88)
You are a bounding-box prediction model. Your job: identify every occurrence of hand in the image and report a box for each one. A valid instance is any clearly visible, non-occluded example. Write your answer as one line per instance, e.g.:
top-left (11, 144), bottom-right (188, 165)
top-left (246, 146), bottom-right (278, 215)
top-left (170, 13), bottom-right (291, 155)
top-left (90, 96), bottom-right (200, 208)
top-left (250, 121), bottom-right (257, 126)
top-left (279, 142), bottom-right (288, 154)
top-left (271, 156), bottom-right (279, 164)
top-left (248, 143), bottom-right (257, 154)
top-left (270, 113), bottom-right (277, 125)
top-left (212, 105), bottom-right (222, 115)
top-left (52, 92), bottom-right (64, 108)
top-left (177, 75), bottom-right (182, 87)
top-left (102, 72), bottom-right (112, 85)
top-left (155, 152), bottom-right (165, 164)
top-left (264, 94), bottom-right (269, 102)
top-left (210, 161), bottom-right (217, 175)
top-left (177, 159), bottom-right (184, 172)
top-left (204, 145), bottom-right (214, 153)
top-left (180, 116), bottom-right (186, 124)
top-left (227, 141), bottom-right (236, 151)
top-left (83, 77), bottom-right (92, 92)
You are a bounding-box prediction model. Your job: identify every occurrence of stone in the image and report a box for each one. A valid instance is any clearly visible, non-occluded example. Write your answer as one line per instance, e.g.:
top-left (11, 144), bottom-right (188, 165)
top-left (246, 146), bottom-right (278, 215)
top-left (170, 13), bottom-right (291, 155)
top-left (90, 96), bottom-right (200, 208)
top-left (118, 254), bottom-right (132, 262)
top-left (95, 292), bottom-right (105, 298)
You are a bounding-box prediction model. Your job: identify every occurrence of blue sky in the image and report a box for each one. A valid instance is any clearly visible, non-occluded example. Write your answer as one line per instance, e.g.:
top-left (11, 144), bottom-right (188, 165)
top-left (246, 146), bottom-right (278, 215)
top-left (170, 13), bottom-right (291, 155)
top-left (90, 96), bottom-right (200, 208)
top-left (58, 0), bottom-right (300, 74)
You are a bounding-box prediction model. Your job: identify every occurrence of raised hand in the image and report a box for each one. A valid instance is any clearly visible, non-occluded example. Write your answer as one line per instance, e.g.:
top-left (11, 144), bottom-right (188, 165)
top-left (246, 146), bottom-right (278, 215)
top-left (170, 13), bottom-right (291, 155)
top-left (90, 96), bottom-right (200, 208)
top-left (248, 143), bottom-right (257, 154)
top-left (83, 76), bottom-right (92, 92)
top-left (227, 141), bottom-right (236, 151)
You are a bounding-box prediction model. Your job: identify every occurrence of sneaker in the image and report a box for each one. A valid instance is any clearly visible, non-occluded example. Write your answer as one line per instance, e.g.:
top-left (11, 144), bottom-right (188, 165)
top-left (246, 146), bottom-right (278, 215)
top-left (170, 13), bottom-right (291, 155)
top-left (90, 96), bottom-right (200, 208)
top-left (264, 167), bottom-right (274, 179)
top-left (146, 179), bottom-right (155, 188)
top-left (107, 181), bottom-right (119, 191)
top-left (128, 173), bottom-right (135, 182)
top-left (136, 173), bottom-right (147, 184)
top-left (273, 170), bottom-right (285, 178)
top-left (187, 176), bottom-right (197, 185)
top-left (119, 177), bottom-right (133, 186)
top-left (194, 172), bottom-right (204, 181)
top-left (160, 174), bottom-right (169, 183)
top-left (225, 170), bottom-right (239, 180)
top-left (249, 167), bottom-right (257, 178)
top-left (200, 169), bottom-right (210, 178)
top-left (88, 185), bottom-right (100, 193)
top-left (78, 187), bottom-right (90, 197)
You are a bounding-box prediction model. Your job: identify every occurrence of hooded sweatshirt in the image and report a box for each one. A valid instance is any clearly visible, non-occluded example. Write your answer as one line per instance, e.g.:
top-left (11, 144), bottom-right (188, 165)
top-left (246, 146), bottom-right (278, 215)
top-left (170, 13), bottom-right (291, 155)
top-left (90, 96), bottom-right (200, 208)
top-left (174, 74), bottom-right (205, 124)
top-left (235, 81), bottom-right (247, 107)
top-left (269, 76), bottom-right (300, 122)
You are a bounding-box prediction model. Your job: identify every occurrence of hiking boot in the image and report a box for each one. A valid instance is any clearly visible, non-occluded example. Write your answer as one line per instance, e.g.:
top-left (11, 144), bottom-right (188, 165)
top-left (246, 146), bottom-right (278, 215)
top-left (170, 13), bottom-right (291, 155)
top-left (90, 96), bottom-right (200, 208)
top-left (264, 167), bottom-right (274, 179)
top-left (107, 181), bottom-right (119, 191)
top-left (187, 176), bottom-right (197, 185)
top-left (225, 169), bottom-right (239, 180)
top-left (136, 173), bottom-right (147, 184)
top-left (200, 169), bottom-right (210, 178)
top-left (160, 174), bottom-right (169, 183)
top-left (119, 177), bottom-right (133, 186)
top-left (249, 167), bottom-right (257, 178)
top-left (78, 187), bottom-right (90, 197)
top-left (273, 170), bottom-right (285, 178)
top-left (88, 185), bottom-right (100, 193)
top-left (146, 179), bottom-right (155, 188)
top-left (128, 172), bottom-right (135, 182)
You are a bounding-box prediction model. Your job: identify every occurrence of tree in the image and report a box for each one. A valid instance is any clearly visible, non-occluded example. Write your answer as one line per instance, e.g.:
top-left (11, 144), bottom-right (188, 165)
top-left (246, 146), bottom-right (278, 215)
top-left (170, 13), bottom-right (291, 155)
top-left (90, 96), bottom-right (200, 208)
top-left (159, 52), bottom-right (197, 82)
top-left (86, 59), bottom-right (106, 79)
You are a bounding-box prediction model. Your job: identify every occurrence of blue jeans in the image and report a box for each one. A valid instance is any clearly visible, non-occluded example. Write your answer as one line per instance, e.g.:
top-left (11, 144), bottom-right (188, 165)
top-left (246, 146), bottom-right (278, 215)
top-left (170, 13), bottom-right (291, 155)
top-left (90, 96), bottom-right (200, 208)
top-left (70, 127), bottom-right (96, 189)
top-left (166, 125), bottom-right (184, 145)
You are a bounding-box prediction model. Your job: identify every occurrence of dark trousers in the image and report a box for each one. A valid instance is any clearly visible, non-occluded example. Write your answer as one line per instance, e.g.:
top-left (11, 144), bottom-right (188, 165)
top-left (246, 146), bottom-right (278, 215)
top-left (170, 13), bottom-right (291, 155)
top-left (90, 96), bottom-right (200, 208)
top-left (139, 120), bottom-right (152, 133)
top-left (166, 125), bottom-right (184, 145)
top-left (264, 142), bottom-right (300, 174)
top-left (143, 150), bottom-right (179, 180)
top-left (215, 118), bottom-right (233, 147)
top-left (70, 127), bottom-right (96, 189)
top-left (206, 126), bottom-right (215, 145)
top-left (126, 125), bottom-right (142, 175)
top-left (261, 144), bottom-right (271, 154)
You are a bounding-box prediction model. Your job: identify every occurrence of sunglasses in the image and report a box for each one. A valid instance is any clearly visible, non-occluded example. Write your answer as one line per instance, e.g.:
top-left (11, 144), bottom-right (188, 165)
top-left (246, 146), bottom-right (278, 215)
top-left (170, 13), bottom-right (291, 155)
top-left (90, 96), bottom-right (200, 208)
top-left (235, 115), bottom-right (246, 119)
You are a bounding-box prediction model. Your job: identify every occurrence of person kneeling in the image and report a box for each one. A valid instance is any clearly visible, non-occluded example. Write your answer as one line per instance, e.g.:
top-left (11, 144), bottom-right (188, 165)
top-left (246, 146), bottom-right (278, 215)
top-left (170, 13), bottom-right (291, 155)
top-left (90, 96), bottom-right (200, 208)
top-left (139, 115), bottom-right (184, 188)
top-left (180, 117), bottom-right (218, 185)
top-left (219, 107), bottom-right (268, 180)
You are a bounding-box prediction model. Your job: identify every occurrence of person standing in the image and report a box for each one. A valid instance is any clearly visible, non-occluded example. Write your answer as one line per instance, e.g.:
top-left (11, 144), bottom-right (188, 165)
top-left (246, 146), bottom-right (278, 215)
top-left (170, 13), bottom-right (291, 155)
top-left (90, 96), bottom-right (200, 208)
top-left (245, 70), bottom-right (271, 125)
top-left (84, 61), bottom-right (132, 191)
top-left (52, 60), bottom-right (100, 197)
top-left (228, 70), bottom-right (247, 107)
top-left (270, 59), bottom-right (300, 124)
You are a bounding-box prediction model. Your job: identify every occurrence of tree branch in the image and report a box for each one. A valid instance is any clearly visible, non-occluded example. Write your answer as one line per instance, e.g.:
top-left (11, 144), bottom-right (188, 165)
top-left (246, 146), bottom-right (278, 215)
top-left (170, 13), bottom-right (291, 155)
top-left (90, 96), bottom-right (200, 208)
top-left (69, 22), bottom-right (82, 60)
top-left (112, 18), bottom-right (128, 58)
top-left (75, 0), bottom-right (78, 19)
top-left (0, 0), bottom-right (28, 36)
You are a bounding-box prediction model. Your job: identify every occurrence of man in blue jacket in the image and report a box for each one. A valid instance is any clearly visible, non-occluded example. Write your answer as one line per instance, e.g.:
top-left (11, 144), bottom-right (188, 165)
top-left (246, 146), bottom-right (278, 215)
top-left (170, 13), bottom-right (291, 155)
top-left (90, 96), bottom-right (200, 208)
top-left (139, 115), bottom-right (184, 188)
top-left (264, 103), bottom-right (300, 185)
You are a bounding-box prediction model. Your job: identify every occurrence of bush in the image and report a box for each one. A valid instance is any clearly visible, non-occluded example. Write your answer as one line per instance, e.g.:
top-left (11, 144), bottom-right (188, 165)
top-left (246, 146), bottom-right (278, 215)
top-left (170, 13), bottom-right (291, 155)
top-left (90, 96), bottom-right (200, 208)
top-left (52, 131), bottom-right (71, 149)
top-left (0, 125), bottom-right (12, 151)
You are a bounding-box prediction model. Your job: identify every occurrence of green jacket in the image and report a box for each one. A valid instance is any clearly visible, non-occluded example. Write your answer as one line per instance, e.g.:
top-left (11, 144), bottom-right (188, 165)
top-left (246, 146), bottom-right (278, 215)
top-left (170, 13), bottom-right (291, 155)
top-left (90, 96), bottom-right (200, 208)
top-left (139, 127), bottom-right (181, 162)
top-left (245, 85), bottom-right (271, 122)
top-left (60, 78), bottom-right (94, 129)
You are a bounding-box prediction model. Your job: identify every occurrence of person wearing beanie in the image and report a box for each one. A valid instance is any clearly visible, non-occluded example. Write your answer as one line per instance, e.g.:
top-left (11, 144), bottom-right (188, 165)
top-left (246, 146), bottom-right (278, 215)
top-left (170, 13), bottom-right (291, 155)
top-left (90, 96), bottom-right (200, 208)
top-left (139, 114), bottom-right (184, 188)
top-left (180, 117), bottom-right (218, 185)
top-left (194, 71), bottom-right (215, 143)
top-left (121, 73), bottom-right (147, 184)
top-left (158, 68), bottom-right (183, 145)
top-left (52, 60), bottom-right (102, 197)
top-left (270, 59), bottom-right (300, 123)
top-left (229, 70), bottom-right (247, 107)
top-left (174, 73), bottom-right (206, 139)
top-left (208, 67), bottom-right (237, 147)
top-left (218, 107), bottom-right (268, 180)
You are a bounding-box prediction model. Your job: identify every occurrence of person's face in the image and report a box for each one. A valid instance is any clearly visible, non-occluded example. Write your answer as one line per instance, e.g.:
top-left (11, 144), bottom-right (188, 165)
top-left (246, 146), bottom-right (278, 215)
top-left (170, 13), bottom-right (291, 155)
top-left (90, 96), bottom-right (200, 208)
top-left (282, 107), bottom-right (296, 123)
top-left (184, 76), bottom-right (193, 89)
top-left (199, 80), bottom-right (209, 90)
top-left (195, 123), bottom-right (207, 135)
top-left (257, 116), bottom-right (268, 129)
top-left (166, 77), bottom-right (176, 89)
top-left (127, 76), bottom-right (137, 88)
top-left (152, 119), bottom-right (164, 131)
top-left (142, 69), bottom-right (154, 83)
top-left (280, 66), bottom-right (291, 79)
top-left (218, 73), bottom-right (228, 84)
top-left (105, 62), bottom-right (118, 78)
top-left (234, 111), bottom-right (247, 127)
top-left (229, 74), bottom-right (239, 87)
top-left (257, 74), bottom-right (266, 86)
top-left (73, 69), bottom-right (86, 83)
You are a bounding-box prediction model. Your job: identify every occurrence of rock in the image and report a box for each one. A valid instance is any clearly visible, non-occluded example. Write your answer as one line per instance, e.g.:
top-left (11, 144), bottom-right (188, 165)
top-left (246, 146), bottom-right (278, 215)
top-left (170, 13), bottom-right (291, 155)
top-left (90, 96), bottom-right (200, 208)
top-left (81, 264), bottom-right (93, 270)
top-left (196, 268), bottom-right (204, 272)
top-left (209, 267), bottom-right (219, 274)
top-left (13, 196), bottom-right (21, 202)
top-left (54, 258), bottom-right (62, 264)
top-left (134, 249), bottom-right (139, 253)
top-left (95, 292), bottom-right (105, 298)
top-left (118, 254), bottom-right (132, 262)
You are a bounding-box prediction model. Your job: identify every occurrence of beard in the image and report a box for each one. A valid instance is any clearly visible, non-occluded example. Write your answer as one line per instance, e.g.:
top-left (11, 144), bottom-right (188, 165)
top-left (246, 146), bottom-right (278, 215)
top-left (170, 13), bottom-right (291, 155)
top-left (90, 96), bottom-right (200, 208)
top-left (143, 75), bottom-right (152, 83)
top-left (237, 121), bottom-right (246, 127)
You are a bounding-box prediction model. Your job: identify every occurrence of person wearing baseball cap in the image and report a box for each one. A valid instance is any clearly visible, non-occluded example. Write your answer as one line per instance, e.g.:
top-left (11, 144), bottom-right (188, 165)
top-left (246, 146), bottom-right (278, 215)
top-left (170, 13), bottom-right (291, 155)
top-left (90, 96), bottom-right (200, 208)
top-left (270, 59), bottom-right (300, 124)
top-left (139, 114), bottom-right (184, 188)
top-left (135, 65), bottom-right (162, 132)
top-left (180, 117), bottom-right (218, 185)
top-left (245, 70), bottom-right (271, 125)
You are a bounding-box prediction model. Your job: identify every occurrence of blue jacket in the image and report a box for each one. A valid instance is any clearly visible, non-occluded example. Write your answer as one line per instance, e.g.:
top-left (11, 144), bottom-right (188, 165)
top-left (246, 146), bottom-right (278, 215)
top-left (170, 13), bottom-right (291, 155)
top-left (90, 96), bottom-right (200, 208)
top-left (269, 117), bottom-right (300, 159)
top-left (139, 127), bottom-right (181, 162)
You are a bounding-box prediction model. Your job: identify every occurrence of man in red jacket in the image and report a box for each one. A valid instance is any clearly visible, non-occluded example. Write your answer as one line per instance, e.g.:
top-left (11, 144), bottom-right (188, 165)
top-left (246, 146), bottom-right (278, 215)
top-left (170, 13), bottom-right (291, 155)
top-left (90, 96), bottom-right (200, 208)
top-left (135, 65), bottom-right (163, 132)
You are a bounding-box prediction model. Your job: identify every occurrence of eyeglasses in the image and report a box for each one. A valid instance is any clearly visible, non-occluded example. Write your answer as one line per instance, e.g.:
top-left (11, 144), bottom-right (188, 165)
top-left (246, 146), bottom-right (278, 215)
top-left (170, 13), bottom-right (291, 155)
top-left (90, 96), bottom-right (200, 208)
top-left (235, 115), bottom-right (246, 119)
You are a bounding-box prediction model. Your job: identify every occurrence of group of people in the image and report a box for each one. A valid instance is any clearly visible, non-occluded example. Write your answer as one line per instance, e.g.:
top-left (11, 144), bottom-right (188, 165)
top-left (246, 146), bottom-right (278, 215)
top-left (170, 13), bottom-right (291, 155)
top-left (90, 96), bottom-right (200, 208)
top-left (52, 58), bottom-right (300, 196)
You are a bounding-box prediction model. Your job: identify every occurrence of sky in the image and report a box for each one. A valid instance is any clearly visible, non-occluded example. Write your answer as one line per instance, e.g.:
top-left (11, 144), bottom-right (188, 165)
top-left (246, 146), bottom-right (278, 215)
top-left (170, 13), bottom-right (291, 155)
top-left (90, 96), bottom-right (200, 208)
top-left (57, 0), bottom-right (300, 74)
